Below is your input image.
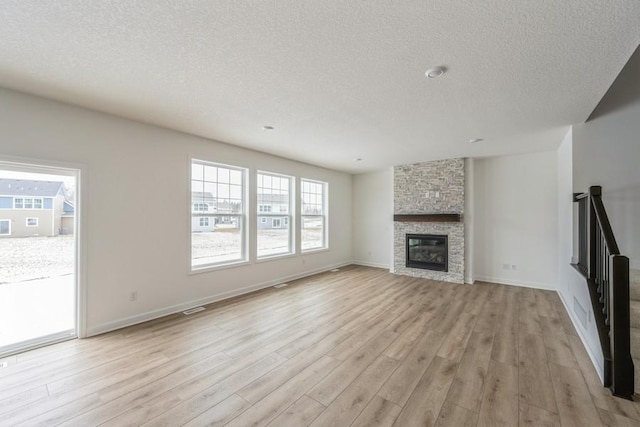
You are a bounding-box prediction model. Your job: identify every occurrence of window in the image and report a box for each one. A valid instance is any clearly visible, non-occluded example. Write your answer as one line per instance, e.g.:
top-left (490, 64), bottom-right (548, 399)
top-left (257, 172), bottom-right (293, 258)
top-left (26, 217), bottom-right (38, 227)
top-left (191, 160), bottom-right (246, 269)
top-left (0, 219), bottom-right (10, 235)
top-left (301, 179), bottom-right (327, 251)
top-left (193, 203), bottom-right (209, 212)
top-left (13, 197), bottom-right (43, 209)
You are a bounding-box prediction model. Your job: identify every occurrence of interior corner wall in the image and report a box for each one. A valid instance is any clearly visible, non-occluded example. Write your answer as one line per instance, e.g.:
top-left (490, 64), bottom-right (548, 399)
top-left (464, 158), bottom-right (474, 283)
top-left (556, 128), bottom-right (604, 381)
top-left (473, 150), bottom-right (558, 289)
top-left (0, 88), bottom-right (353, 336)
top-left (352, 168), bottom-right (393, 269)
top-left (572, 44), bottom-right (640, 271)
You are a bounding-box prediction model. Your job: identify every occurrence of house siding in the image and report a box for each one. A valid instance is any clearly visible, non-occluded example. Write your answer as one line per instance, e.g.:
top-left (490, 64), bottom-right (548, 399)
top-left (0, 210), bottom-right (54, 237)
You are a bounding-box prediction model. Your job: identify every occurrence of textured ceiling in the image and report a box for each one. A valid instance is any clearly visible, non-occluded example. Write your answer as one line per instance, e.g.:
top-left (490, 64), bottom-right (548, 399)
top-left (0, 1), bottom-right (639, 173)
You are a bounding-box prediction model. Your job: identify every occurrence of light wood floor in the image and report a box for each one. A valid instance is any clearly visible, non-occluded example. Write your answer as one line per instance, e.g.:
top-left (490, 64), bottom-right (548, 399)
top-left (1, 265), bottom-right (639, 427)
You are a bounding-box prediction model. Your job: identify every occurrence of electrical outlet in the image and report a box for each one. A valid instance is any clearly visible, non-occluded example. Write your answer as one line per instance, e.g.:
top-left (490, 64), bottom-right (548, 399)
top-left (511, 264), bottom-right (517, 270)
top-left (130, 291), bottom-right (138, 302)
top-left (502, 264), bottom-right (510, 270)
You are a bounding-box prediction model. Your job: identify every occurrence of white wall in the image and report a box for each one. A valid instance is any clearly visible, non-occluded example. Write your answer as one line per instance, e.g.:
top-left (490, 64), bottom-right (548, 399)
top-left (464, 158), bottom-right (475, 283)
top-left (352, 168), bottom-right (393, 269)
top-left (473, 151), bottom-right (558, 289)
top-left (0, 88), bottom-right (353, 336)
top-left (556, 128), bottom-right (604, 380)
top-left (572, 46), bottom-right (640, 270)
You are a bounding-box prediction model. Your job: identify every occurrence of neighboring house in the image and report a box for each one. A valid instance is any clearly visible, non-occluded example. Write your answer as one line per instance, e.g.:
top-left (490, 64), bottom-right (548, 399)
top-left (257, 193), bottom-right (289, 230)
top-left (191, 191), bottom-right (216, 232)
top-left (0, 179), bottom-right (73, 237)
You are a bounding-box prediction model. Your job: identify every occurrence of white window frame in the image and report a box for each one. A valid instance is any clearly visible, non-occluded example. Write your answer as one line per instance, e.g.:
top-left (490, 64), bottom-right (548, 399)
top-left (190, 159), bottom-right (247, 271)
top-left (0, 219), bottom-right (10, 235)
top-left (13, 197), bottom-right (43, 209)
top-left (199, 217), bottom-right (209, 227)
top-left (301, 179), bottom-right (328, 252)
top-left (257, 171), bottom-right (294, 259)
top-left (193, 203), bottom-right (209, 212)
top-left (26, 217), bottom-right (38, 227)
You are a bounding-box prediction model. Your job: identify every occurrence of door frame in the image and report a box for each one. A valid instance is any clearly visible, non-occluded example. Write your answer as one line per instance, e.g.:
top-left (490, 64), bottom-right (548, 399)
top-left (0, 155), bottom-right (87, 353)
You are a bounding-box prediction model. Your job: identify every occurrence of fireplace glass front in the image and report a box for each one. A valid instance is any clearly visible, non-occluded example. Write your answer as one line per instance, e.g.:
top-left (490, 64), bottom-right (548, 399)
top-left (406, 234), bottom-right (448, 272)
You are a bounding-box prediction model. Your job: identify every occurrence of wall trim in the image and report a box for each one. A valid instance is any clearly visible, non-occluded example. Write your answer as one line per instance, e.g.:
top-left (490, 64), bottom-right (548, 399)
top-left (473, 275), bottom-right (556, 291)
top-left (556, 290), bottom-right (605, 383)
top-left (352, 260), bottom-right (390, 270)
top-left (86, 261), bottom-right (353, 337)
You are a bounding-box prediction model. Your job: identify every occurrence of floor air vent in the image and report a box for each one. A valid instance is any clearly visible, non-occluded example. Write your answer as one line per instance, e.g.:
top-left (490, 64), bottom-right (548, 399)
top-left (183, 307), bottom-right (205, 315)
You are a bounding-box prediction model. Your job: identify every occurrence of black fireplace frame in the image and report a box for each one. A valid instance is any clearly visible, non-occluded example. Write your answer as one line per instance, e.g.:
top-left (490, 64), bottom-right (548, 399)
top-left (406, 233), bottom-right (448, 272)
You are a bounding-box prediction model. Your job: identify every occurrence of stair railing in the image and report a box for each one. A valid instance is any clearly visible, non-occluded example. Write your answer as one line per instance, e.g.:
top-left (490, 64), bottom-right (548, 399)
top-left (573, 186), bottom-right (634, 399)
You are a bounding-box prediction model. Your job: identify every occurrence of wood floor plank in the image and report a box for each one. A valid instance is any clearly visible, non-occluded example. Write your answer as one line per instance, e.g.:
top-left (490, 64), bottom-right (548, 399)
top-left (519, 402), bottom-right (560, 427)
top-left (265, 395), bottom-right (325, 427)
top-left (378, 329), bottom-right (446, 406)
top-left (445, 331), bottom-right (494, 413)
top-left (539, 315), bottom-right (578, 368)
top-left (436, 311), bottom-right (477, 362)
top-left (181, 394), bottom-right (251, 427)
top-left (598, 408), bottom-right (640, 427)
top-left (392, 356), bottom-right (458, 427)
top-left (518, 332), bottom-right (558, 414)
top-left (477, 360), bottom-right (519, 427)
top-left (309, 355), bottom-right (399, 427)
top-left (567, 334), bottom-right (640, 421)
top-left (308, 329), bottom-right (398, 406)
top-left (434, 401), bottom-right (478, 427)
top-left (225, 355), bottom-right (341, 427)
top-left (138, 353), bottom-right (287, 426)
top-left (350, 395), bottom-right (402, 427)
top-left (549, 362), bottom-right (604, 427)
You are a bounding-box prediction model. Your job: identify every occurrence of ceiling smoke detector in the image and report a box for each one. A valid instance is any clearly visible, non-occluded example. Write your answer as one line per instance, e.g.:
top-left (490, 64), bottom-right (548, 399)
top-left (469, 138), bottom-right (484, 143)
top-left (262, 125), bottom-right (274, 131)
top-left (425, 66), bottom-right (446, 79)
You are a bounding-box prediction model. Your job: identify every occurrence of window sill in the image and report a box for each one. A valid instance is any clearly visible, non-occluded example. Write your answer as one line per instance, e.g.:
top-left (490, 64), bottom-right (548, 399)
top-left (189, 259), bottom-right (251, 275)
top-left (301, 247), bottom-right (329, 255)
top-left (256, 252), bottom-right (297, 264)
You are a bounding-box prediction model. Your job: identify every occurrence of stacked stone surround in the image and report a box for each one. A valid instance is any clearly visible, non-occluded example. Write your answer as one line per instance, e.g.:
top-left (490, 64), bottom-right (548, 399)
top-left (393, 158), bottom-right (465, 283)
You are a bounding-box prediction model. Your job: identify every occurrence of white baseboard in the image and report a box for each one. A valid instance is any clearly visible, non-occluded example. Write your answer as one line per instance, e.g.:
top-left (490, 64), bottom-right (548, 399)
top-left (556, 290), bottom-right (605, 384)
top-left (473, 275), bottom-right (556, 291)
top-left (86, 261), bottom-right (353, 337)
top-left (465, 276), bottom-right (475, 284)
top-left (351, 260), bottom-right (390, 270)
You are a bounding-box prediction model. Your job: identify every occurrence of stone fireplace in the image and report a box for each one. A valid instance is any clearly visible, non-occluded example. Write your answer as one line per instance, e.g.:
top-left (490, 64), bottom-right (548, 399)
top-left (392, 159), bottom-right (464, 283)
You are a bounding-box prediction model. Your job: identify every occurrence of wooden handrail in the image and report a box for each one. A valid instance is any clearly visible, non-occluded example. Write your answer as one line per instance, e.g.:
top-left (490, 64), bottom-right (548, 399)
top-left (573, 185), bottom-right (634, 400)
top-left (590, 195), bottom-right (620, 255)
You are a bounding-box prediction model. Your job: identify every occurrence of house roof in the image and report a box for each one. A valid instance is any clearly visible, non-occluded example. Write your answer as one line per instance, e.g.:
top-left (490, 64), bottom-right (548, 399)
top-left (258, 193), bottom-right (290, 204)
top-left (0, 179), bottom-right (64, 197)
top-left (191, 192), bottom-right (215, 203)
top-left (1, 2), bottom-right (639, 173)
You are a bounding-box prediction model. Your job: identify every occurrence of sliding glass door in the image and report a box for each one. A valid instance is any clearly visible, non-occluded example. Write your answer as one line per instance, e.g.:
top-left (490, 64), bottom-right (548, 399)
top-left (0, 162), bottom-right (78, 357)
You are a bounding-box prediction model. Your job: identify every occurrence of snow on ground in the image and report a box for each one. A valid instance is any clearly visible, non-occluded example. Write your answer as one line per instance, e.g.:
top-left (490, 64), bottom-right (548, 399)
top-left (0, 235), bottom-right (74, 284)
